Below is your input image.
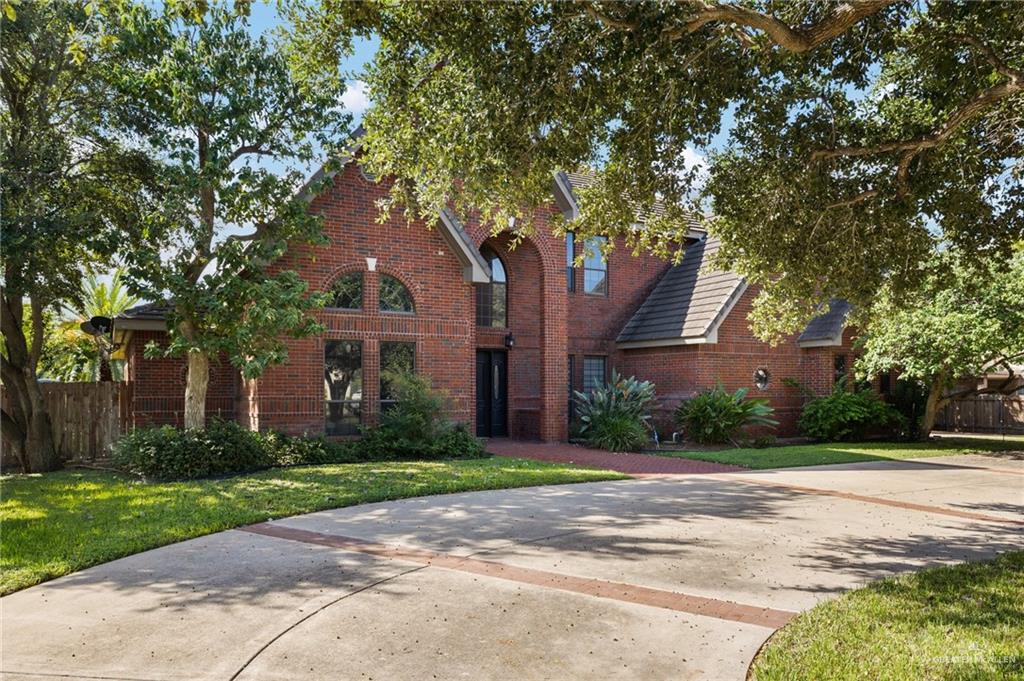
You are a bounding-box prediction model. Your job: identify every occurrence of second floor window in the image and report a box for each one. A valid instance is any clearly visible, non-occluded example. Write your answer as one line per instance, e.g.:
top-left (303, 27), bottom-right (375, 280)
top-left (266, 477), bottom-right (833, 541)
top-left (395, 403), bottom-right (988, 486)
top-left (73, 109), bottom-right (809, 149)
top-left (476, 245), bottom-right (508, 327)
top-left (566, 232), bottom-right (575, 292)
top-left (583, 236), bottom-right (608, 296)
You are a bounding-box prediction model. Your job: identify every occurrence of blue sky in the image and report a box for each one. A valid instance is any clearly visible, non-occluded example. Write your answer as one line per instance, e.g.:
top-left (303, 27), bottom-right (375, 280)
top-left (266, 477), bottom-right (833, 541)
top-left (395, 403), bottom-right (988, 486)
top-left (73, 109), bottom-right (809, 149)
top-left (247, 2), bottom-right (379, 125)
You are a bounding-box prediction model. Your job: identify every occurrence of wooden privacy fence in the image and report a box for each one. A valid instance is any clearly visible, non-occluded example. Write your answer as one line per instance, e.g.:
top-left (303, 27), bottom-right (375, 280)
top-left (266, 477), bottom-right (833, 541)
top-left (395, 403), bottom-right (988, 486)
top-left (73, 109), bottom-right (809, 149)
top-left (935, 394), bottom-right (1024, 434)
top-left (43, 382), bottom-right (123, 461)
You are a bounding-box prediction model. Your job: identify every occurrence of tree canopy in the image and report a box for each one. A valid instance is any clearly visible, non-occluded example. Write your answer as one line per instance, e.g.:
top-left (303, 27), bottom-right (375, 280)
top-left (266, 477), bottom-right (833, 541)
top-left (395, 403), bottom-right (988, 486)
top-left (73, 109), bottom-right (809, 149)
top-left (1, 0), bottom-right (153, 470)
top-left (287, 0), bottom-right (1023, 338)
top-left (114, 2), bottom-right (351, 428)
top-left (856, 246), bottom-right (1024, 437)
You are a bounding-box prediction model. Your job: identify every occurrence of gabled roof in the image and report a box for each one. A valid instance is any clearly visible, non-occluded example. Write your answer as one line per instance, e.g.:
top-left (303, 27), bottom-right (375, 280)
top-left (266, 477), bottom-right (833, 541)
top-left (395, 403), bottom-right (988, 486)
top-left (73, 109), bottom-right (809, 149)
top-left (797, 299), bottom-right (852, 348)
top-left (616, 237), bottom-right (746, 348)
top-left (302, 127), bottom-right (491, 285)
top-left (553, 170), bottom-right (707, 239)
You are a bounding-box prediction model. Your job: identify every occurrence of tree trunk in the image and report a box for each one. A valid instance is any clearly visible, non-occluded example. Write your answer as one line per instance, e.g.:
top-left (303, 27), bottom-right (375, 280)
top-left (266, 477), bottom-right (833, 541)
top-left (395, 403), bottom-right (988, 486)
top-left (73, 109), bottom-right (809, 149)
top-left (1, 291), bottom-right (60, 471)
top-left (236, 374), bottom-right (259, 432)
top-left (183, 350), bottom-right (210, 430)
top-left (919, 377), bottom-right (945, 441)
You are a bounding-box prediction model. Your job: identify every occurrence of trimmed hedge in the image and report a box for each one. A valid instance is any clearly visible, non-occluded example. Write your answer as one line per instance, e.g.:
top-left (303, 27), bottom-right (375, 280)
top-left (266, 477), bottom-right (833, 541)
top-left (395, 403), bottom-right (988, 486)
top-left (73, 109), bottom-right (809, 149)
top-left (113, 373), bottom-right (486, 480)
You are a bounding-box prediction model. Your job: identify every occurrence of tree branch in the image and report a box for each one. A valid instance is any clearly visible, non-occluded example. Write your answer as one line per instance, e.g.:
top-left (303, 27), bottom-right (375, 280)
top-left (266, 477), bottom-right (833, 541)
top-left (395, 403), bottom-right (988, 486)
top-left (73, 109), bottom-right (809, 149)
top-left (812, 36), bottom-right (1024, 196)
top-left (668, 0), bottom-right (896, 51)
top-left (823, 189), bottom-right (880, 210)
top-left (584, 3), bottom-right (637, 32)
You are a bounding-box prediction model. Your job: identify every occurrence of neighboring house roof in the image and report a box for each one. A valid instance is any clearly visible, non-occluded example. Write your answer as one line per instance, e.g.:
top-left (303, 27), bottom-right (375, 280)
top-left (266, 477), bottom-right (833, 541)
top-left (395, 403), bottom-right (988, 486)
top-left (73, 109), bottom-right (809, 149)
top-left (797, 299), bottom-right (852, 348)
top-left (553, 170), bottom-right (707, 240)
top-left (115, 302), bottom-right (169, 331)
top-left (616, 236), bottom-right (747, 348)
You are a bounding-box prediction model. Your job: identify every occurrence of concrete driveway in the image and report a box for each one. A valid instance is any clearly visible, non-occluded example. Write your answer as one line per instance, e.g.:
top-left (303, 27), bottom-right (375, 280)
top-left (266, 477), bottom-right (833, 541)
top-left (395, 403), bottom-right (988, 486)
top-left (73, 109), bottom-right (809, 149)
top-left (3, 454), bottom-right (1021, 681)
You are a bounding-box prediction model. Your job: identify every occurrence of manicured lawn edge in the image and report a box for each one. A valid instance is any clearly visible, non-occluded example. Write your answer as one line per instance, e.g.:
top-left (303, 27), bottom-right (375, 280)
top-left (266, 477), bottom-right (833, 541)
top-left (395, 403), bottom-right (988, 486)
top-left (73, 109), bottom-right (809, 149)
top-left (0, 456), bottom-right (627, 596)
top-left (750, 551), bottom-right (1024, 680)
top-left (649, 439), bottom-right (1023, 470)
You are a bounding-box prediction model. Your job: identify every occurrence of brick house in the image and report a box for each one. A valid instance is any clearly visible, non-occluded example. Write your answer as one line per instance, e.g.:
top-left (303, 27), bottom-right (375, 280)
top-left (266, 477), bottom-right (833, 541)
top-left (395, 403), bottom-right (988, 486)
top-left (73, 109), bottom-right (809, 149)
top-left (115, 154), bottom-right (857, 441)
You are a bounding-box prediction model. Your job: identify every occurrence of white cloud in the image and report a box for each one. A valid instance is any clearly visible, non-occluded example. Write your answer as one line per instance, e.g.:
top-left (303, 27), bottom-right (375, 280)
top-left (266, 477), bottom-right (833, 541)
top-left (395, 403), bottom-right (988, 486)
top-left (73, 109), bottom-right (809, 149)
top-left (341, 80), bottom-right (371, 115)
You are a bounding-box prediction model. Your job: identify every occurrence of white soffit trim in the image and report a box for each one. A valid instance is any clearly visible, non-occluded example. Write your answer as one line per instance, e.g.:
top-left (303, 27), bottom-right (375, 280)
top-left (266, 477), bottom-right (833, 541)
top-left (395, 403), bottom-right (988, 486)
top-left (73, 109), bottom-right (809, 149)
top-left (113, 319), bottom-right (167, 332)
top-left (798, 333), bottom-right (844, 349)
top-left (438, 208), bottom-right (492, 284)
top-left (552, 171), bottom-right (580, 220)
top-left (617, 335), bottom-right (712, 350)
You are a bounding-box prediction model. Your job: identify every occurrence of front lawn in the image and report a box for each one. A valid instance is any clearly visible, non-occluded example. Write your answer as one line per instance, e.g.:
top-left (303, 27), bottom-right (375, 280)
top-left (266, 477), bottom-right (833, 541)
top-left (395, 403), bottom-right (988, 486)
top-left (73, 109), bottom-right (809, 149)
top-left (752, 551), bottom-right (1024, 680)
top-left (0, 457), bottom-right (626, 595)
top-left (654, 438), bottom-right (1022, 470)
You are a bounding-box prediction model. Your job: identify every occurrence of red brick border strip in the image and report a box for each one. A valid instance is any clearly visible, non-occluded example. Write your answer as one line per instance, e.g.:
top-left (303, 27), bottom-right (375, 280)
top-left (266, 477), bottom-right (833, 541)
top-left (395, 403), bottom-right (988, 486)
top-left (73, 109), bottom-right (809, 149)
top-left (713, 475), bottom-right (1024, 526)
top-left (239, 523), bottom-right (796, 629)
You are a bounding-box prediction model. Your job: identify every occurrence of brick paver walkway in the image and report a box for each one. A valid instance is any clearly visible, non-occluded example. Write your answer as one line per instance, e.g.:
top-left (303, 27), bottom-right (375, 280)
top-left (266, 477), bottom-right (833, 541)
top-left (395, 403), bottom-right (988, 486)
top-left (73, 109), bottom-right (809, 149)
top-left (486, 439), bottom-right (744, 475)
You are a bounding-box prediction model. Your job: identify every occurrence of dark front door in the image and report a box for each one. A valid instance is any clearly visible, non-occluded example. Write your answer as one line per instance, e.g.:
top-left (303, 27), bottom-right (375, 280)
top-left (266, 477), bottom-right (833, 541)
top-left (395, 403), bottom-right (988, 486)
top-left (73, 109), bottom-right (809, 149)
top-left (476, 350), bottom-right (508, 437)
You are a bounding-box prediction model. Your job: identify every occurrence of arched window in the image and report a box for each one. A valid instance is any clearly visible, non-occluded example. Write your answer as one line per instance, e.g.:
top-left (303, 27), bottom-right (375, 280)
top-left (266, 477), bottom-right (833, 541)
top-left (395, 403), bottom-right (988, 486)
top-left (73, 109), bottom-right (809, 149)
top-left (328, 272), bottom-right (362, 310)
top-left (476, 246), bottom-right (507, 327)
top-left (379, 274), bottom-right (415, 313)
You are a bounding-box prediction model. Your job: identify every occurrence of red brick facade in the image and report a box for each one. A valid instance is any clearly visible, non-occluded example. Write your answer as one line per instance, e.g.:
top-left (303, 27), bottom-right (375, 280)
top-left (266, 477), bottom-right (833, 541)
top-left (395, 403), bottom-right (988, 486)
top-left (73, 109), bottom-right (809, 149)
top-left (123, 163), bottom-right (853, 440)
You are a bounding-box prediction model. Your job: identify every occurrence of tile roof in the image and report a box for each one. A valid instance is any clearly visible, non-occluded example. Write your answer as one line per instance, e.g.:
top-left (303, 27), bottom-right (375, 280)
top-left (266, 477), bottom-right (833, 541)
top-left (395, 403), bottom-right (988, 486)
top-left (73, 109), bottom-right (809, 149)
top-left (616, 236), bottom-right (746, 345)
top-left (118, 302), bottom-right (169, 321)
top-left (797, 299), bottom-right (852, 346)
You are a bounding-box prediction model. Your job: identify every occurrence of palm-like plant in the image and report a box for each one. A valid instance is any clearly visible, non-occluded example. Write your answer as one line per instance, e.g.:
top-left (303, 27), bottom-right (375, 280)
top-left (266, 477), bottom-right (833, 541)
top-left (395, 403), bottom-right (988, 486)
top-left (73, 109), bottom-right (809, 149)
top-left (42, 269), bottom-right (139, 381)
top-left (675, 384), bottom-right (778, 445)
top-left (573, 371), bottom-right (656, 451)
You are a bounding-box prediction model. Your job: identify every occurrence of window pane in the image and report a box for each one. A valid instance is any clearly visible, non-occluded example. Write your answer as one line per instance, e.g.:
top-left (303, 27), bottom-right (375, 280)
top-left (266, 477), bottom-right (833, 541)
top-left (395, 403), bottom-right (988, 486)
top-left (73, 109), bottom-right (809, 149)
top-left (324, 340), bottom-right (362, 436)
top-left (380, 275), bottom-right (414, 313)
top-left (476, 246), bottom-right (507, 327)
top-left (583, 270), bottom-right (607, 296)
top-left (583, 356), bottom-right (606, 392)
top-left (583, 236), bottom-right (608, 295)
top-left (328, 272), bottom-right (362, 309)
top-left (325, 402), bottom-right (361, 436)
top-left (583, 236), bottom-right (606, 269)
top-left (380, 341), bottom-right (415, 402)
top-left (834, 354), bottom-right (847, 386)
top-left (566, 233), bottom-right (575, 291)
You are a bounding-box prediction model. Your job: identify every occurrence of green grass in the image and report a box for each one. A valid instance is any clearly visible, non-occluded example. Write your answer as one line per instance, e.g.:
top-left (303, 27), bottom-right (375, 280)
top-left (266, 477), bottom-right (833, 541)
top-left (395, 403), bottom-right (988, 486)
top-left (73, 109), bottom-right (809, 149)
top-left (0, 456), bottom-right (626, 595)
top-left (753, 551), bottom-right (1024, 681)
top-left (654, 438), bottom-right (1023, 470)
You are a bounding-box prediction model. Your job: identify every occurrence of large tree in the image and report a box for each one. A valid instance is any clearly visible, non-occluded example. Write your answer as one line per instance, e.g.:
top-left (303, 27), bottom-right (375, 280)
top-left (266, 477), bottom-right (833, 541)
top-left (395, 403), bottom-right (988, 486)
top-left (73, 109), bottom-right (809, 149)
top-left (1, 1), bottom-right (151, 471)
top-left (857, 247), bottom-right (1024, 438)
top-left (286, 0), bottom-right (1023, 338)
top-left (115, 3), bottom-right (349, 429)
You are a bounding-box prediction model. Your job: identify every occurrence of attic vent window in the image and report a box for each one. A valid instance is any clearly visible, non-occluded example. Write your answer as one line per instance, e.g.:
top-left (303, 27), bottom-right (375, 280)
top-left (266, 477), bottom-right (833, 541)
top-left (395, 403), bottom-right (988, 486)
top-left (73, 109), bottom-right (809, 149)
top-left (753, 368), bottom-right (770, 391)
top-left (358, 164), bottom-right (377, 183)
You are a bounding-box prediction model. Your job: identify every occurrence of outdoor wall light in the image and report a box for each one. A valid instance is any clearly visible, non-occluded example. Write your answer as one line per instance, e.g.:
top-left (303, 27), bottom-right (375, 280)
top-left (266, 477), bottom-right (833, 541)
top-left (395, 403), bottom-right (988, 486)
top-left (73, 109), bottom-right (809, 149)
top-left (504, 332), bottom-right (516, 349)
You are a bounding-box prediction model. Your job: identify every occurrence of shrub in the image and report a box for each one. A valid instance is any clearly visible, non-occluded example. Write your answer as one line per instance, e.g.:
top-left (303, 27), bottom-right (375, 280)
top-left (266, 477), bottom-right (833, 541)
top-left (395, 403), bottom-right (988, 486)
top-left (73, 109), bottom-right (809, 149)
top-left (573, 371), bottom-right (655, 451)
top-left (113, 420), bottom-right (271, 480)
top-left (798, 387), bottom-right (903, 441)
top-left (259, 431), bottom-right (360, 466)
top-left (354, 371), bottom-right (486, 460)
top-left (675, 385), bottom-right (778, 445)
top-left (586, 413), bottom-right (649, 452)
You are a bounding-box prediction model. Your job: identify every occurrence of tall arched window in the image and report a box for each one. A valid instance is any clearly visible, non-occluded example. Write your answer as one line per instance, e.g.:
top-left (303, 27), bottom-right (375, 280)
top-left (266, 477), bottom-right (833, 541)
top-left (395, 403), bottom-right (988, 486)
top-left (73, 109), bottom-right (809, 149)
top-left (379, 274), bottom-right (415, 313)
top-left (476, 246), bottom-right (507, 327)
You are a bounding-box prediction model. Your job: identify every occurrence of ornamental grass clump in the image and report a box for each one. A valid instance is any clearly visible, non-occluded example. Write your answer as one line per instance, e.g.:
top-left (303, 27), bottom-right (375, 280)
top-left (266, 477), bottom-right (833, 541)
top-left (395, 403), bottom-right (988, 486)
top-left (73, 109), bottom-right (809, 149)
top-left (574, 371), bottom-right (655, 452)
top-left (675, 384), bottom-right (778, 445)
